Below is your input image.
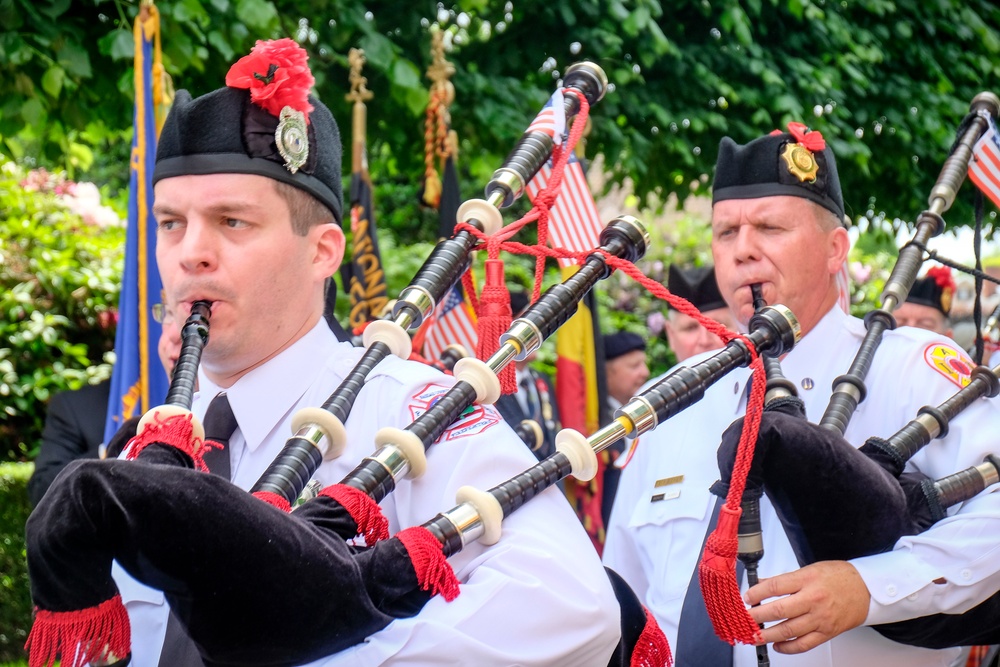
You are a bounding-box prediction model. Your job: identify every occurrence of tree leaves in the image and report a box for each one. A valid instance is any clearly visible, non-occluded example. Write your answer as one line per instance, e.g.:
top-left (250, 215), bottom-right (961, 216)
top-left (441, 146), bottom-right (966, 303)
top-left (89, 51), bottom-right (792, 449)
top-left (1, 0), bottom-right (998, 230)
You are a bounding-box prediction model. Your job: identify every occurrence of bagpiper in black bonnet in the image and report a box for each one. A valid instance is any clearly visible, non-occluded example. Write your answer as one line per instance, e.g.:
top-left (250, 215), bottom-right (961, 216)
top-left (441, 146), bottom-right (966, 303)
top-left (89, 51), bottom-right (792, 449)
top-left (24, 39), bottom-right (457, 667)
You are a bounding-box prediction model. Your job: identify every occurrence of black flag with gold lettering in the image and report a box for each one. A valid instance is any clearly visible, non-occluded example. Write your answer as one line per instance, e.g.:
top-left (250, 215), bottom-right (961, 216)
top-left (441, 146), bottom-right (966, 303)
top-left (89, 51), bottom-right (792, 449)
top-left (341, 48), bottom-right (388, 331)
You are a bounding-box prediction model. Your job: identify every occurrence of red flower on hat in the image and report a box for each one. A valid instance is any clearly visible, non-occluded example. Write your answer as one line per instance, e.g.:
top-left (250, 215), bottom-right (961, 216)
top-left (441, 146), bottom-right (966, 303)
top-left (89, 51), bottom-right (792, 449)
top-left (225, 38), bottom-right (315, 122)
top-left (926, 265), bottom-right (956, 291)
top-left (786, 121), bottom-right (826, 151)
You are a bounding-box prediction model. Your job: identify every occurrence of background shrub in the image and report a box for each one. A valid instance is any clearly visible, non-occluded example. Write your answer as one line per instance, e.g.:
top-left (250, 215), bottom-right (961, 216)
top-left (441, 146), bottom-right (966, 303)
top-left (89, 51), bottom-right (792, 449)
top-left (0, 462), bottom-right (31, 662)
top-left (0, 159), bottom-right (124, 461)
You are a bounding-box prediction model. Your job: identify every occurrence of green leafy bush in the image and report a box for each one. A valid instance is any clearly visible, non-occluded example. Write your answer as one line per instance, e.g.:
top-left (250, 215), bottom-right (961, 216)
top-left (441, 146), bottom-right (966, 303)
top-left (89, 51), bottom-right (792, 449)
top-left (0, 159), bottom-right (124, 461)
top-left (0, 462), bottom-right (31, 662)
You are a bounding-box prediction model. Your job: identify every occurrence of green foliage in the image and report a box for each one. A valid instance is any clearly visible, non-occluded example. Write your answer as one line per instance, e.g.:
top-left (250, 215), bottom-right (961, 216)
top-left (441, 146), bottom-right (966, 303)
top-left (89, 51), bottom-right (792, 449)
top-left (0, 462), bottom-right (32, 662)
top-left (0, 160), bottom-right (123, 461)
top-left (3, 0), bottom-right (999, 236)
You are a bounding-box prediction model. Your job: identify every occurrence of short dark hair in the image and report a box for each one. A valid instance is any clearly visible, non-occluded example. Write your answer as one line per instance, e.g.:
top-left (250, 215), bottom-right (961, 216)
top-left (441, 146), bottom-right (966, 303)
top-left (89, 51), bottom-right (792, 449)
top-left (274, 181), bottom-right (336, 235)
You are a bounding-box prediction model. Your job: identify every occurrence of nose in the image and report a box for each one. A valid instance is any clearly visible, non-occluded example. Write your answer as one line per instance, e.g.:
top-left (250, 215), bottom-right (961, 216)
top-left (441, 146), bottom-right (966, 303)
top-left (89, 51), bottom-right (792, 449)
top-left (733, 225), bottom-right (760, 264)
top-left (175, 219), bottom-right (218, 274)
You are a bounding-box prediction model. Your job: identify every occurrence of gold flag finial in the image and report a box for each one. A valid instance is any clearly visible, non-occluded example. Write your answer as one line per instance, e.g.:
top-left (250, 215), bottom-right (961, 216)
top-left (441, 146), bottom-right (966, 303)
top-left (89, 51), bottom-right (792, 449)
top-left (346, 48), bottom-right (374, 105)
top-left (426, 26), bottom-right (455, 107)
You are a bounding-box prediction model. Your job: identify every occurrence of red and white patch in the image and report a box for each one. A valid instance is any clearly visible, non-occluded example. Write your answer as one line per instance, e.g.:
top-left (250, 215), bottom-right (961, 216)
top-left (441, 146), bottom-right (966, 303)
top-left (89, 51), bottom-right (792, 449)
top-left (924, 343), bottom-right (973, 389)
top-left (408, 382), bottom-right (502, 442)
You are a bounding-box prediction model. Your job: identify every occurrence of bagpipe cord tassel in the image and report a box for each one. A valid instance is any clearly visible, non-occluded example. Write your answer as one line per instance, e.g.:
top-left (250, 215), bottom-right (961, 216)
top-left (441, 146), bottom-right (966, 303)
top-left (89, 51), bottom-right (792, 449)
top-left (698, 353), bottom-right (767, 645)
top-left (396, 526), bottom-right (461, 602)
top-left (319, 484), bottom-right (390, 544)
top-left (475, 257), bottom-right (515, 394)
top-left (631, 606), bottom-right (673, 667)
top-left (25, 594), bottom-right (131, 667)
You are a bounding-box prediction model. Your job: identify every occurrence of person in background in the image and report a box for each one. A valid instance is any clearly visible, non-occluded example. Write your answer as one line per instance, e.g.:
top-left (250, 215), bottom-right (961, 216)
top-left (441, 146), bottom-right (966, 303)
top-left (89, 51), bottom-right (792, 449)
top-left (595, 330), bottom-right (650, 533)
top-left (28, 302), bottom-right (182, 506)
top-left (665, 263), bottom-right (738, 362)
top-left (894, 265), bottom-right (955, 338)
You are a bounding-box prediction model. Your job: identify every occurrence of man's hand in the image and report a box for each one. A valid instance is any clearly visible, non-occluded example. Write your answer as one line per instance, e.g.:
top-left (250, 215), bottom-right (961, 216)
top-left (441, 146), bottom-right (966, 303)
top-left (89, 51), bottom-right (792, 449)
top-left (745, 560), bottom-right (870, 654)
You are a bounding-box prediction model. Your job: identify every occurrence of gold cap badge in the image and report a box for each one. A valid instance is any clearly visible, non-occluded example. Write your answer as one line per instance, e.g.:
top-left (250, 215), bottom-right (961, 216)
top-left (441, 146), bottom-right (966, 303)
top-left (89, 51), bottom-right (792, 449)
top-left (781, 142), bottom-right (819, 183)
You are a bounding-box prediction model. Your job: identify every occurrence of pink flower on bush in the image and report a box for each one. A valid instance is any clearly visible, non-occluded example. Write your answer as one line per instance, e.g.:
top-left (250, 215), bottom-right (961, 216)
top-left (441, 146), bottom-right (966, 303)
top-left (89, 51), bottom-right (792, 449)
top-left (647, 311), bottom-right (666, 335)
top-left (849, 261), bottom-right (871, 284)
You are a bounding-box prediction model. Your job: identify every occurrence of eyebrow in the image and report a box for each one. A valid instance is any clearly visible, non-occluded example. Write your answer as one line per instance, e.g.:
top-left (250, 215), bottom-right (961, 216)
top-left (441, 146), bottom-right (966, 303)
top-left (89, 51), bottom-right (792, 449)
top-left (152, 200), bottom-right (267, 219)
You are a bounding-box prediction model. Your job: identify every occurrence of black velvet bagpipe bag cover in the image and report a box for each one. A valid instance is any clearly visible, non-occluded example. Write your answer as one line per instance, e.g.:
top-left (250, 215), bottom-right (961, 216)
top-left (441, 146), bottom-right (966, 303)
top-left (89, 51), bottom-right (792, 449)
top-left (711, 398), bottom-right (1000, 648)
top-left (26, 444), bottom-right (433, 667)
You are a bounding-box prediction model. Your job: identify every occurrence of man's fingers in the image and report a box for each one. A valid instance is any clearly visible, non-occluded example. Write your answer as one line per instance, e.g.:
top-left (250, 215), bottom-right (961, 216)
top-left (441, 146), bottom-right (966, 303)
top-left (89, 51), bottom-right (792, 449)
top-left (745, 571), bottom-right (801, 606)
top-left (749, 593), bottom-right (804, 625)
top-left (770, 630), bottom-right (832, 655)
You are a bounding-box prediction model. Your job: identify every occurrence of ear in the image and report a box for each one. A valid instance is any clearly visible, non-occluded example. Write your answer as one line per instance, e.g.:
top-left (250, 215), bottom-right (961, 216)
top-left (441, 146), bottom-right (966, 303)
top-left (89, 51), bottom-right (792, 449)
top-left (826, 225), bottom-right (850, 274)
top-left (312, 223), bottom-right (346, 277)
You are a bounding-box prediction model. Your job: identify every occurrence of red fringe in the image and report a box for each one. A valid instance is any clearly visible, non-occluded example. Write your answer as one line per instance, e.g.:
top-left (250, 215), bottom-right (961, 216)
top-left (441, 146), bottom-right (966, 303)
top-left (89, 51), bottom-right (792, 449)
top-left (319, 484), bottom-right (389, 544)
top-left (396, 526), bottom-right (460, 602)
top-left (475, 258), bottom-right (516, 394)
top-left (123, 411), bottom-right (209, 471)
top-left (26, 594), bottom-right (130, 667)
top-left (631, 606), bottom-right (673, 667)
top-left (253, 490), bottom-right (292, 513)
top-left (698, 505), bottom-right (761, 645)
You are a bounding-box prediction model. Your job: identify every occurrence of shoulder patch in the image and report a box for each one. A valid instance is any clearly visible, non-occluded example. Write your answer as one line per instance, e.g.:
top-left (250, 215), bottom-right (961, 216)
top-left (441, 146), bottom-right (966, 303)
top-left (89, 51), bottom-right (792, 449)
top-left (408, 382), bottom-right (502, 442)
top-left (923, 343), bottom-right (973, 389)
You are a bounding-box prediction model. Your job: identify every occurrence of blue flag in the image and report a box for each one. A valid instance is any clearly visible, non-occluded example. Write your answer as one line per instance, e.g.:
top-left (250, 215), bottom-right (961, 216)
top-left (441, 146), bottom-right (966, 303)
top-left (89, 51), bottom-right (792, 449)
top-left (103, 6), bottom-right (167, 443)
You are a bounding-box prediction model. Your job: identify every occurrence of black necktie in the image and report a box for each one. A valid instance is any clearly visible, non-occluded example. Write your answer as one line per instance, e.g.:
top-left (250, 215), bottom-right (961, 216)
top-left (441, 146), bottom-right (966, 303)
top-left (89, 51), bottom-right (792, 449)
top-left (158, 392), bottom-right (238, 667)
top-left (674, 497), bottom-right (744, 667)
top-left (200, 392), bottom-right (238, 480)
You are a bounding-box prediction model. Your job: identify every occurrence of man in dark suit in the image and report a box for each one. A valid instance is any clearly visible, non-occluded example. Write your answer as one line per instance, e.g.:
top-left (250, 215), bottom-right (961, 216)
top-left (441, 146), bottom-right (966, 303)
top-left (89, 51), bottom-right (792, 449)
top-left (28, 379), bottom-right (111, 506)
top-left (28, 303), bottom-right (184, 506)
top-left (493, 291), bottom-right (560, 460)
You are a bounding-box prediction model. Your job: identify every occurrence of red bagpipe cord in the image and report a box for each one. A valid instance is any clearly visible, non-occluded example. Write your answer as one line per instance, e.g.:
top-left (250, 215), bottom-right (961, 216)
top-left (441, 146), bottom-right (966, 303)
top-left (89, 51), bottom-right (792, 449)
top-left (475, 256), bottom-right (515, 393)
top-left (25, 594), bottom-right (130, 667)
top-left (319, 483), bottom-right (390, 544)
top-left (631, 606), bottom-right (673, 667)
top-left (699, 352), bottom-right (767, 646)
top-left (396, 526), bottom-right (460, 601)
top-left (122, 411), bottom-right (212, 472)
top-left (453, 89), bottom-right (591, 396)
top-left (252, 490), bottom-right (292, 513)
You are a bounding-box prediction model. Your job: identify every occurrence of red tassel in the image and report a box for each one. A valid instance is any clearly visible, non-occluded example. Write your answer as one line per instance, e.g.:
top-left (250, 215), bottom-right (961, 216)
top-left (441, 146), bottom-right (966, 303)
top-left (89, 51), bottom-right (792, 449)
top-left (319, 484), bottom-right (389, 544)
top-left (631, 606), bottom-right (673, 667)
top-left (396, 526), bottom-right (460, 602)
top-left (123, 412), bottom-right (208, 471)
top-left (26, 594), bottom-right (131, 667)
top-left (475, 258), bottom-right (515, 394)
top-left (698, 505), bottom-right (761, 645)
top-left (252, 490), bottom-right (292, 513)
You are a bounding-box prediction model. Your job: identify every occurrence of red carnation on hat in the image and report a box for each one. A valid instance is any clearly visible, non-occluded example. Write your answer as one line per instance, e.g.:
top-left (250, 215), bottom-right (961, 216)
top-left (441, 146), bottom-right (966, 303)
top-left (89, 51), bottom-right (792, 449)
top-left (926, 265), bottom-right (956, 291)
top-left (226, 38), bottom-right (315, 122)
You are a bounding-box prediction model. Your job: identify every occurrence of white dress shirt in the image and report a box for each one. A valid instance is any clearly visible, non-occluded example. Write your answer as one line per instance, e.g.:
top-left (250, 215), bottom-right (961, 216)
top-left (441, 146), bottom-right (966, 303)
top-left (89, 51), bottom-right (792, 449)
top-left (114, 321), bottom-right (620, 666)
top-left (604, 305), bottom-right (1000, 667)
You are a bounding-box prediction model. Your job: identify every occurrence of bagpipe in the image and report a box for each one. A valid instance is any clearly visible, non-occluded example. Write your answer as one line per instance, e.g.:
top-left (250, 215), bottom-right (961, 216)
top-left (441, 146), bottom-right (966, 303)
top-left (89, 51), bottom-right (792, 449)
top-left (708, 91), bottom-right (1000, 651)
top-left (24, 62), bottom-right (677, 667)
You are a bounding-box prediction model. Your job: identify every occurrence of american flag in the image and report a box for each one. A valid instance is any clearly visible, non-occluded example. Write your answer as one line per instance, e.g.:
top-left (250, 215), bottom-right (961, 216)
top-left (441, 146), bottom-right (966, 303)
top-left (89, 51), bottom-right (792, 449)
top-left (423, 285), bottom-right (479, 362)
top-left (526, 154), bottom-right (605, 267)
top-left (969, 116), bottom-right (1000, 209)
top-left (526, 89), bottom-right (566, 142)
